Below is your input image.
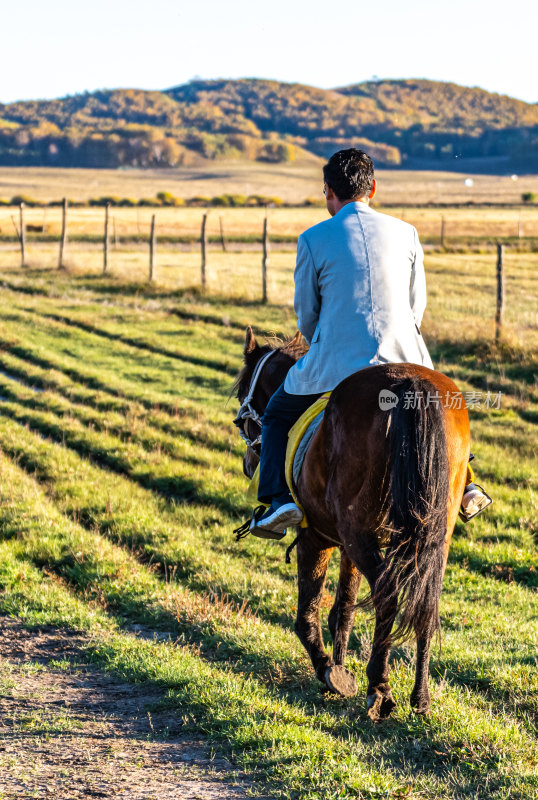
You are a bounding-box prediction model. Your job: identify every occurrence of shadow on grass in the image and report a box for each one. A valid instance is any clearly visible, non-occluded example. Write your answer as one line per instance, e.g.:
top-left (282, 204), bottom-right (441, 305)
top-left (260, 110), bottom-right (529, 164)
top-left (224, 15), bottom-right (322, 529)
top-left (0, 410), bottom-right (300, 618)
top-left (431, 655), bottom-right (537, 728)
top-left (430, 337), bottom-right (538, 394)
top-left (0, 425), bottom-right (300, 633)
top-left (448, 546), bottom-right (538, 588)
top-left (0, 278), bottom-right (53, 297)
top-left (2, 269), bottom-right (290, 315)
top-left (0, 381), bottom-right (214, 468)
top-left (477, 427), bottom-right (537, 460)
top-left (22, 308), bottom-right (239, 377)
top-left (449, 520), bottom-right (538, 587)
top-left (0, 402), bottom-right (242, 518)
top-left (0, 341), bottom-right (236, 435)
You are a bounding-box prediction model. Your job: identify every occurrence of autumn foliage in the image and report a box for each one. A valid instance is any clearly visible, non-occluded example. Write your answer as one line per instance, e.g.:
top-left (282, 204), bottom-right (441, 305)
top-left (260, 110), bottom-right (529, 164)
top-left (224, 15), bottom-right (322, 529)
top-left (1, 79), bottom-right (537, 169)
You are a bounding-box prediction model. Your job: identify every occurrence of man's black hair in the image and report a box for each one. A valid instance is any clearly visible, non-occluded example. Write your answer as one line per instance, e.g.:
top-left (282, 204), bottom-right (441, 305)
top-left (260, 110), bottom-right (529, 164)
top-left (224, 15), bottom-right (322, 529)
top-left (323, 148), bottom-right (374, 200)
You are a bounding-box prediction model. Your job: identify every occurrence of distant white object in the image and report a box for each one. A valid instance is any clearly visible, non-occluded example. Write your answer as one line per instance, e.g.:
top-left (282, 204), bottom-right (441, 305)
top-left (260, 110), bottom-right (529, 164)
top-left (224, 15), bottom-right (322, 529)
top-left (464, 178), bottom-right (474, 187)
top-left (511, 174), bottom-right (518, 181)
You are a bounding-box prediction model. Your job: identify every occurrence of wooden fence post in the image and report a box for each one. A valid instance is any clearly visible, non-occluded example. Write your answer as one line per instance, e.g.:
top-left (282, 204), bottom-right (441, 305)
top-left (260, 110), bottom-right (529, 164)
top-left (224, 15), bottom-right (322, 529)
top-left (440, 216), bottom-right (446, 249)
top-left (103, 203), bottom-right (110, 274)
top-left (58, 197), bottom-right (68, 269)
top-left (149, 214), bottom-right (156, 282)
top-left (518, 218), bottom-right (523, 239)
top-left (262, 214), bottom-right (269, 304)
top-left (19, 202), bottom-right (26, 267)
top-left (495, 243), bottom-right (504, 343)
top-left (219, 216), bottom-right (227, 252)
top-left (201, 213), bottom-right (208, 291)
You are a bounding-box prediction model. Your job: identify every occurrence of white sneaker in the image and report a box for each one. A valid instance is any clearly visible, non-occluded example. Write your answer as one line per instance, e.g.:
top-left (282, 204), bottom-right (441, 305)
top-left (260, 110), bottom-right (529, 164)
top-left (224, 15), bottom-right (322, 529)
top-left (460, 483), bottom-right (492, 522)
top-left (250, 501), bottom-right (304, 539)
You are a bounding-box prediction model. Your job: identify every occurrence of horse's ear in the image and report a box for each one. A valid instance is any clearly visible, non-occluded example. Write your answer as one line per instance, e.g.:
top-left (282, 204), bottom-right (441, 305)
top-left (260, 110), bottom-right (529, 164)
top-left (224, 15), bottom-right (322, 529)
top-left (244, 326), bottom-right (258, 359)
top-left (288, 330), bottom-right (303, 347)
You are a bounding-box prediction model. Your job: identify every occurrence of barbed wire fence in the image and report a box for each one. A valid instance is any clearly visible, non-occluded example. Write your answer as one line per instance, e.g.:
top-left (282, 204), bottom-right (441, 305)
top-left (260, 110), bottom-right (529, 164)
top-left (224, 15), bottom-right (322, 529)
top-left (1, 200), bottom-right (537, 342)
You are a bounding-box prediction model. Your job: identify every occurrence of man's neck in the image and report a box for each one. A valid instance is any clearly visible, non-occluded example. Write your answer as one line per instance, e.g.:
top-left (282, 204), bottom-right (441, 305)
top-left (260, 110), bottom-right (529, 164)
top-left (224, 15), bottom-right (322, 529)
top-left (332, 196), bottom-right (369, 215)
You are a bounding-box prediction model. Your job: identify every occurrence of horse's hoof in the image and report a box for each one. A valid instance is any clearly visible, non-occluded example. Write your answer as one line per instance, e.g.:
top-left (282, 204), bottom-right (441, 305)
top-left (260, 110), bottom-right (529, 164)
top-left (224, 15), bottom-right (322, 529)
top-left (411, 701), bottom-right (431, 716)
top-left (324, 665), bottom-right (358, 698)
top-left (367, 690), bottom-right (396, 722)
top-left (410, 691), bottom-right (431, 715)
top-left (412, 706), bottom-right (430, 716)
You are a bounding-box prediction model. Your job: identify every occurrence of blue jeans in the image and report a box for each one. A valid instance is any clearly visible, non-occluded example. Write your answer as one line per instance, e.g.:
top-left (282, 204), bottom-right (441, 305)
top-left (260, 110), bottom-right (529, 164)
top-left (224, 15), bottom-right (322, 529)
top-left (257, 383), bottom-right (321, 505)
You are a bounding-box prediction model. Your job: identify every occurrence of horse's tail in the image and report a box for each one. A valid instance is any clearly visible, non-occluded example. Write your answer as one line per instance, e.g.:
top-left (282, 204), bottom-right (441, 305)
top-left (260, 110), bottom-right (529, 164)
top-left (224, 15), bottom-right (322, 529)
top-left (375, 374), bottom-right (449, 642)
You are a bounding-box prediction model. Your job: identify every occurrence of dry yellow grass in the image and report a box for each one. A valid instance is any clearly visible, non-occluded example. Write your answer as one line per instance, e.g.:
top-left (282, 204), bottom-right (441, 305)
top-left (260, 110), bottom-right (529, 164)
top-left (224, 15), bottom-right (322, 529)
top-left (1, 204), bottom-right (537, 240)
top-left (1, 163), bottom-right (538, 205)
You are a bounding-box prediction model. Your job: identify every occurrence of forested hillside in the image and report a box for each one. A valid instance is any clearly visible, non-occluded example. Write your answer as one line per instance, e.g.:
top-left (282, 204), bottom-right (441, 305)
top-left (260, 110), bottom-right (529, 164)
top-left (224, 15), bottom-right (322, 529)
top-left (1, 78), bottom-right (536, 169)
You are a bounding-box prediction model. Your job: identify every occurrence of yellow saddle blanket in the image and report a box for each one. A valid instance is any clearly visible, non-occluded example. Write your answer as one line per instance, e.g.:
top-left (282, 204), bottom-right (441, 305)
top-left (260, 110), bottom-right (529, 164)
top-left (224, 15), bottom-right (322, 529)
top-left (245, 393), bottom-right (332, 528)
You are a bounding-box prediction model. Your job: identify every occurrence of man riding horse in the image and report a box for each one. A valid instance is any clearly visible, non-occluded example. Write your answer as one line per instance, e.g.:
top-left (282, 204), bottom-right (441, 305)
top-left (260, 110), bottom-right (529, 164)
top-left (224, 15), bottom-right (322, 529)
top-left (249, 148), bottom-right (491, 538)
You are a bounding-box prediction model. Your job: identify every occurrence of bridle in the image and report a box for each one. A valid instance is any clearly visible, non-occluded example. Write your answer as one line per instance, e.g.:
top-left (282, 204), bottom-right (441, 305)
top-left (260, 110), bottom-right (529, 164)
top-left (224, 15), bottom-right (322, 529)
top-left (233, 349), bottom-right (277, 451)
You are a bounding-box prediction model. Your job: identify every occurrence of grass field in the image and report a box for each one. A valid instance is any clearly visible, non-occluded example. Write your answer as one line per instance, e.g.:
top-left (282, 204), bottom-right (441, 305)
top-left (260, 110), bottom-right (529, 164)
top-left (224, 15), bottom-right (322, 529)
top-left (0, 259), bottom-right (536, 799)
top-left (1, 163), bottom-right (538, 205)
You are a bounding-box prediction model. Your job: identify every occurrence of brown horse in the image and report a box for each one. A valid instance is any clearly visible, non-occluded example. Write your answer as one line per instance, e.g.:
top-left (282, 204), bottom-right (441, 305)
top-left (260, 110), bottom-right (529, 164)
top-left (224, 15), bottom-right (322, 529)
top-left (234, 327), bottom-right (470, 721)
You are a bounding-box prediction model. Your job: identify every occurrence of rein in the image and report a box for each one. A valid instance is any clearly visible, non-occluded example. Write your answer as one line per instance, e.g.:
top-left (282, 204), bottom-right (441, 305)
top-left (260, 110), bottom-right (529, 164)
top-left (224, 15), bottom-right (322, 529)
top-left (233, 349), bottom-right (277, 449)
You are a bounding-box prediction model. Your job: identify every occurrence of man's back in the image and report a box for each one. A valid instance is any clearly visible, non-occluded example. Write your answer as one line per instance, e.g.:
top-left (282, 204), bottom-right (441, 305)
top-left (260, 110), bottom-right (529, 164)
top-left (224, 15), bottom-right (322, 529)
top-left (284, 201), bottom-right (433, 395)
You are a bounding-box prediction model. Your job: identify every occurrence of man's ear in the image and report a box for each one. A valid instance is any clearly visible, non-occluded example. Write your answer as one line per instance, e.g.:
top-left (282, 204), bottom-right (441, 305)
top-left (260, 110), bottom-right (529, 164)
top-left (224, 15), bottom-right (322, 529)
top-left (244, 326), bottom-right (258, 360)
top-left (368, 178), bottom-right (377, 200)
top-left (325, 184), bottom-right (336, 201)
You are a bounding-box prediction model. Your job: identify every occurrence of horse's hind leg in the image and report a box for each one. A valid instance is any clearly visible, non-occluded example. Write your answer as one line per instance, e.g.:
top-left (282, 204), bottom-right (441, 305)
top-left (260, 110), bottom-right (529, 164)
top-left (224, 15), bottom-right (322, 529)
top-left (410, 629), bottom-right (433, 714)
top-left (294, 531), bottom-right (334, 685)
top-left (323, 551), bottom-right (361, 698)
top-left (328, 553), bottom-right (361, 665)
top-left (346, 547), bottom-right (398, 721)
top-left (366, 597), bottom-right (398, 722)
top-left (295, 530), bottom-right (356, 697)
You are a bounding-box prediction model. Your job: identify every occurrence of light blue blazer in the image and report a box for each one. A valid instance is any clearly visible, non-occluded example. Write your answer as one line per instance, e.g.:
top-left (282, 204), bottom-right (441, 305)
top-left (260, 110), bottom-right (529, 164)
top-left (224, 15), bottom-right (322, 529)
top-left (284, 202), bottom-right (434, 395)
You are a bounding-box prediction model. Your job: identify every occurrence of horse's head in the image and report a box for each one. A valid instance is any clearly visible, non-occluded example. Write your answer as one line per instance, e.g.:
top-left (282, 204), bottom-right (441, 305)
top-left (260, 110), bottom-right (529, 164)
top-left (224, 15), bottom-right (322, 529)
top-left (233, 326), bottom-right (307, 478)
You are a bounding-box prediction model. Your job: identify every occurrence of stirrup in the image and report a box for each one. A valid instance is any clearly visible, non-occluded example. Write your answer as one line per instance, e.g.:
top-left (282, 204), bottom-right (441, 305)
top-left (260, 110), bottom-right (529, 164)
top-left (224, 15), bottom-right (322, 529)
top-left (234, 505), bottom-right (287, 541)
top-left (459, 483), bottom-right (492, 523)
top-left (234, 505), bottom-right (267, 541)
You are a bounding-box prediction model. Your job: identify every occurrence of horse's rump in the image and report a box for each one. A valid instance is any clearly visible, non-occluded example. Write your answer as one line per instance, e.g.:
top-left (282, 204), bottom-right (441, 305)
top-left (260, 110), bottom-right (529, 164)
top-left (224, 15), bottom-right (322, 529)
top-left (301, 363), bottom-right (469, 641)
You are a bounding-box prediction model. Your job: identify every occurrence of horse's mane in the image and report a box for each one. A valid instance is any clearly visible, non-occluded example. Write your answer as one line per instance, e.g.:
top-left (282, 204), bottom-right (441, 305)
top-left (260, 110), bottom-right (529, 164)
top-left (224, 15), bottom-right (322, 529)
top-left (231, 333), bottom-right (308, 400)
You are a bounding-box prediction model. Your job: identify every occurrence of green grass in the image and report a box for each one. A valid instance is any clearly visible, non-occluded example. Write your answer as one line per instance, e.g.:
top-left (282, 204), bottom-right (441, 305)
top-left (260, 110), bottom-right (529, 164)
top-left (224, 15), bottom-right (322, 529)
top-left (0, 262), bottom-right (536, 799)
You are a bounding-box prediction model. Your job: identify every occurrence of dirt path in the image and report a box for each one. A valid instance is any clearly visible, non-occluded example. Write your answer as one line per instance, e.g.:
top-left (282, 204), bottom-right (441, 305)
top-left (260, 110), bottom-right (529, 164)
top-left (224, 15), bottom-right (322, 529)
top-left (0, 617), bottom-right (256, 799)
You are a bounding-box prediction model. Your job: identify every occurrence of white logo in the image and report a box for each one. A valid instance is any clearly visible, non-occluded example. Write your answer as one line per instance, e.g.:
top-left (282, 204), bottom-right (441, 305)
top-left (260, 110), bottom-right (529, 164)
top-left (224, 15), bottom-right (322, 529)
top-left (378, 389), bottom-right (399, 410)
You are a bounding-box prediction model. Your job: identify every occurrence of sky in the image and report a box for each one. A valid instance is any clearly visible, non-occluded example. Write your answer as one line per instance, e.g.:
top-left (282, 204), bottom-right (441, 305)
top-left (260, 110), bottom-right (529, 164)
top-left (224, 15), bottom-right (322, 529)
top-left (1, 0), bottom-right (536, 105)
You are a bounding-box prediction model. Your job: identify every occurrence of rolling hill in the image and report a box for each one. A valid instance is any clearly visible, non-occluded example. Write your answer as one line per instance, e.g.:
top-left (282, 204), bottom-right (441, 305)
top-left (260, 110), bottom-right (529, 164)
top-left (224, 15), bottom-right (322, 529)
top-left (1, 78), bottom-right (536, 170)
